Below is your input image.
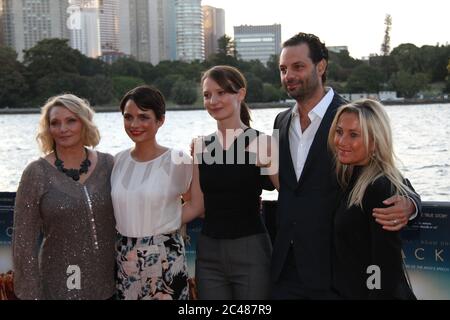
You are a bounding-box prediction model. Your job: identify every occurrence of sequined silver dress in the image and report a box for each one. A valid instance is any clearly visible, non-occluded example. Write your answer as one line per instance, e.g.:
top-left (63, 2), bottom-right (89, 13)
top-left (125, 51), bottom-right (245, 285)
top-left (12, 152), bottom-right (117, 300)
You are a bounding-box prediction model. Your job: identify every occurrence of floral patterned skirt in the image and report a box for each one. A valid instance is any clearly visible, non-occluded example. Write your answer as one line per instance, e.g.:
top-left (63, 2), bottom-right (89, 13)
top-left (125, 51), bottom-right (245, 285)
top-left (116, 231), bottom-right (189, 300)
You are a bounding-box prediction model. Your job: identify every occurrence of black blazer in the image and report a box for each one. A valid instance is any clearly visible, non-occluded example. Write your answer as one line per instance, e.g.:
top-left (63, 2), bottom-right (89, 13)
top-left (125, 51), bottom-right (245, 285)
top-left (272, 92), bottom-right (421, 293)
top-left (272, 93), bottom-right (347, 291)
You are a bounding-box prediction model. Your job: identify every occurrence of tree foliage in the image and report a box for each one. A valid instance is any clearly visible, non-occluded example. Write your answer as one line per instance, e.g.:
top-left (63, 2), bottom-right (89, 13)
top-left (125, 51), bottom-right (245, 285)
top-left (171, 79), bottom-right (198, 105)
top-left (391, 71), bottom-right (429, 98)
top-left (0, 47), bottom-right (28, 108)
top-left (381, 14), bottom-right (392, 56)
top-left (245, 73), bottom-right (264, 103)
top-left (346, 64), bottom-right (384, 93)
top-left (112, 76), bottom-right (145, 100)
top-left (1, 37), bottom-right (449, 109)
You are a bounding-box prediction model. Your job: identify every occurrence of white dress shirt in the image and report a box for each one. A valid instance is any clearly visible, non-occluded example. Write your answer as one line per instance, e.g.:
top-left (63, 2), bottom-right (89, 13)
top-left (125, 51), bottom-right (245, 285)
top-left (288, 88), bottom-right (418, 218)
top-left (289, 88), bottom-right (335, 180)
top-left (111, 148), bottom-right (193, 238)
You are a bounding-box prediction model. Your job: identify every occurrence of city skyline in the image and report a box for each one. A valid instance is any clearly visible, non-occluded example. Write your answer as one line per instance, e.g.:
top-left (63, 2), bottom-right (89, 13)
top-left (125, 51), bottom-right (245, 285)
top-left (202, 0), bottom-right (450, 59)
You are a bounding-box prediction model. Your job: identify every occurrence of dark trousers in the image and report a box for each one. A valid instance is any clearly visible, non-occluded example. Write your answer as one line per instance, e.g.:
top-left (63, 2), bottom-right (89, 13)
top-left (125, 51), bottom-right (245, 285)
top-left (196, 233), bottom-right (272, 300)
top-left (271, 246), bottom-right (339, 300)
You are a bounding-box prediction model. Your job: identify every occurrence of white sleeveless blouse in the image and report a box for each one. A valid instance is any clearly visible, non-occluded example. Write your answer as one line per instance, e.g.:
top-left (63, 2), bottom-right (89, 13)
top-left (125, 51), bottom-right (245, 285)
top-left (111, 148), bottom-right (192, 237)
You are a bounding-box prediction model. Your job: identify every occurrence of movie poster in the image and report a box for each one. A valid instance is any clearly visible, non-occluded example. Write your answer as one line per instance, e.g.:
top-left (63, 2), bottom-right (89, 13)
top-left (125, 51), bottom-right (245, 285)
top-left (185, 218), bottom-right (202, 279)
top-left (0, 193), bottom-right (14, 274)
top-left (1, 195), bottom-right (449, 300)
top-left (401, 203), bottom-right (450, 300)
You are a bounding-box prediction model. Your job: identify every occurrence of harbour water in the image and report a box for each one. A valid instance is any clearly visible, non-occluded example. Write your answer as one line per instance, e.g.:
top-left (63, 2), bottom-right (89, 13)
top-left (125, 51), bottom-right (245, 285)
top-left (0, 103), bottom-right (449, 201)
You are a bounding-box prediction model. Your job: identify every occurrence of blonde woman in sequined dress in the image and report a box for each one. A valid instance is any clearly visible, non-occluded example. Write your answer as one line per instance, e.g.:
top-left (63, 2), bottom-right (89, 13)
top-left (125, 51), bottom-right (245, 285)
top-left (12, 94), bottom-right (117, 300)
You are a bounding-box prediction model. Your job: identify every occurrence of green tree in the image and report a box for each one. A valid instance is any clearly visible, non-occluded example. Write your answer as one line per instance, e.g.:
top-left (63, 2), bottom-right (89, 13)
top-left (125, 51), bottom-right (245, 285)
top-left (328, 50), bottom-right (361, 82)
top-left (154, 74), bottom-right (184, 100)
top-left (218, 34), bottom-right (237, 58)
top-left (390, 43), bottom-right (421, 74)
top-left (381, 14), bottom-right (392, 56)
top-left (0, 47), bottom-right (28, 108)
top-left (390, 71), bottom-right (429, 98)
top-left (207, 35), bottom-right (239, 66)
top-left (245, 74), bottom-right (264, 102)
top-left (171, 79), bottom-right (198, 105)
top-left (112, 76), bottom-right (145, 100)
top-left (110, 57), bottom-right (143, 78)
top-left (445, 59), bottom-right (450, 93)
top-left (368, 54), bottom-right (396, 85)
top-left (79, 55), bottom-right (110, 77)
top-left (22, 38), bottom-right (114, 104)
top-left (23, 39), bottom-right (83, 79)
top-left (419, 45), bottom-right (450, 82)
top-left (85, 75), bottom-right (114, 105)
top-left (265, 54), bottom-right (281, 86)
top-left (246, 59), bottom-right (271, 83)
top-left (346, 64), bottom-right (383, 93)
top-left (262, 83), bottom-right (282, 102)
top-left (139, 61), bottom-right (158, 84)
top-left (33, 73), bottom-right (114, 106)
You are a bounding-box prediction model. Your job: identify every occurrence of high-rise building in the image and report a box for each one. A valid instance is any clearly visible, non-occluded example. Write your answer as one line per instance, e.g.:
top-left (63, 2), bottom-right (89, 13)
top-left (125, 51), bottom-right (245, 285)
top-left (202, 5), bottom-right (225, 59)
top-left (161, 0), bottom-right (177, 61)
top-left (1, 0), bottom-right (70, 60)
top-left (0, 0), bottom-right (5, 47)
top-left (98, 0), bottom-right (119, 53)
top-left (234, 24), bottom-right (281, 65)
top-left (69, 0), bottom-right (101, 58)
top-left (120, 0), bottom-right (176, 65)
top-left (119, 0), bottom-right (205, 64)
top-left (176, 0), bottom-right (204, 61)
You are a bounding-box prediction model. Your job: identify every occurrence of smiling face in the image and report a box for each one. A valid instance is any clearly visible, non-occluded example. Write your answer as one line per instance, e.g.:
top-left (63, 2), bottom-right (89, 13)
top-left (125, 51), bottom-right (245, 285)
top-left (202, 77), bottom-right (244, 122)
top-left (279, 43), bottom-right (325, 101)
top-left (334, 112), bottom-right (371, 166)
top-left (49, 106), bottom-right (84, 149)
top-left (123, 100), bottom-right (164, 144)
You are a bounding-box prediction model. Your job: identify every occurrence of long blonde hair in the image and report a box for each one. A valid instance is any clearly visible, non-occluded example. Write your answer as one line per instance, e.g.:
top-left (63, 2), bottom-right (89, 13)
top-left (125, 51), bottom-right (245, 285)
top-left (328, 99), bottom-right (412, 208)
top-left (36, 94), bottom-right (100, 154)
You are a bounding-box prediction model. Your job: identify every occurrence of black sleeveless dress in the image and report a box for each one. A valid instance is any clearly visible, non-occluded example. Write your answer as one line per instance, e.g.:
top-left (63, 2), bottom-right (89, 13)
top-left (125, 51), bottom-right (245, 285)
top-left (197, 128), bottom-right (274, 239)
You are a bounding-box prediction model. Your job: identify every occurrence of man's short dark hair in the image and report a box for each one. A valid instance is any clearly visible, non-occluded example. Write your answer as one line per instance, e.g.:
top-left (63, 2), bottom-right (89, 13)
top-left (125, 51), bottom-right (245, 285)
top-left (283, 32), bottom-right (329, 83)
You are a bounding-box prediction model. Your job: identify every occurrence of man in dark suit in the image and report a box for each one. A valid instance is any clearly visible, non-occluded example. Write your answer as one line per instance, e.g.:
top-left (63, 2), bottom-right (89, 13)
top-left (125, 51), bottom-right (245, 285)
top-left (271, 32), bottom-right (420, 299)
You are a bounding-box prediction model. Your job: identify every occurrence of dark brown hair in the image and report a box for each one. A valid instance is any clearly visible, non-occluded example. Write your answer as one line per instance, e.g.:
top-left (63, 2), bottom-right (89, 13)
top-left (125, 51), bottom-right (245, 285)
top-left (283, 32), bottom-right (329, 83)
top-left (119, 85), bottom-right (166, 120)
top-left (201, 65), bottom-right (251, 127)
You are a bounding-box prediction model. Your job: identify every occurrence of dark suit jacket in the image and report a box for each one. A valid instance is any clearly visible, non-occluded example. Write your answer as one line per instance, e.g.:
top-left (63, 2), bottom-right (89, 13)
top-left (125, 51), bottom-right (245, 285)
top-left (272, 93), bottom-right (347, 292)
top-left (272, 92), bottom-right (421, 294)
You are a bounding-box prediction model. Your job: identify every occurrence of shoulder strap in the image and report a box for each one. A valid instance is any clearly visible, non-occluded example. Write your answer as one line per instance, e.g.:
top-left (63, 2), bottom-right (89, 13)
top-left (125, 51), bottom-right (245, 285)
top-left (242, 128), bottom-right (260, 149)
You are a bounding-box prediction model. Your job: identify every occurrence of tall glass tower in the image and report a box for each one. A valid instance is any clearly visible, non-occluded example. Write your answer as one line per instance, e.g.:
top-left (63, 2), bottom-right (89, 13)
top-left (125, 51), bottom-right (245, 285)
top-left (175, 0), bottom-right (204, 61)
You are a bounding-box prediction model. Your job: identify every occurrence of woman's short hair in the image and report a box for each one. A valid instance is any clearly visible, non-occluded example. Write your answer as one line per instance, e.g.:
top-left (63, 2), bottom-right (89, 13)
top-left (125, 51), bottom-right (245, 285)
top-left (37, 94), bottom-right (100, 154)
top-left (119, 85), bottom-right (166, 120)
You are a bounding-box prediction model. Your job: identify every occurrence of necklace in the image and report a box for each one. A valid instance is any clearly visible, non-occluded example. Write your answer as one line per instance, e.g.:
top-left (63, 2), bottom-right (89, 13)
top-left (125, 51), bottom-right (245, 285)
top-left (54, 147), bottom-right (91, 181)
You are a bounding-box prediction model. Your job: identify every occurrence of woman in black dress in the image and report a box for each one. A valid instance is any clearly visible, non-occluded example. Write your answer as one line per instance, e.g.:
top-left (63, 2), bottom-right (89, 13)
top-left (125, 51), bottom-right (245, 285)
top-left (182, 65), bottom-right (278, 300)
top-left (328, 99), bottom-right (417, 299)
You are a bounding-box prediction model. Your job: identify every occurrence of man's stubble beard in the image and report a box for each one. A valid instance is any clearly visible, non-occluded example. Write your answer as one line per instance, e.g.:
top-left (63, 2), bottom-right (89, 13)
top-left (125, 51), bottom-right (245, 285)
top-left (284, 70), bottom-right (321, 102)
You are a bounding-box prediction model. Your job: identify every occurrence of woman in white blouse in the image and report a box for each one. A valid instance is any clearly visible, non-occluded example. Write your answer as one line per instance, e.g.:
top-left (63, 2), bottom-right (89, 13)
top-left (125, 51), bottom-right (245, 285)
top-left (111, 86), bottom-right (193, 300)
